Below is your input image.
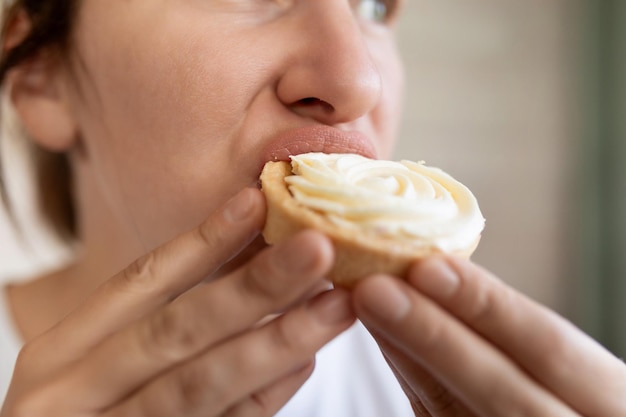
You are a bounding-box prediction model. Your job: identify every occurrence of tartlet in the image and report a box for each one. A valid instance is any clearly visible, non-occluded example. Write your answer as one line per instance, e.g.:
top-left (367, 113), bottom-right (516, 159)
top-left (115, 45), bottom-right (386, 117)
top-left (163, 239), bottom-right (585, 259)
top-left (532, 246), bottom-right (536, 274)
top-left (260, 153), bottom-right (484, 287)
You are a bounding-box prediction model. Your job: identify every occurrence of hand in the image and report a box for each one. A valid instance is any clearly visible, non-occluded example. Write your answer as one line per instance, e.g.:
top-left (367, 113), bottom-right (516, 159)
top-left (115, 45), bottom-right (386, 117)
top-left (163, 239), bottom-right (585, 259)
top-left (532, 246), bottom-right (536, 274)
top-left (353, 256), bottom-right (626, 417)
top-left (1, 188), bottom-right (355, 417)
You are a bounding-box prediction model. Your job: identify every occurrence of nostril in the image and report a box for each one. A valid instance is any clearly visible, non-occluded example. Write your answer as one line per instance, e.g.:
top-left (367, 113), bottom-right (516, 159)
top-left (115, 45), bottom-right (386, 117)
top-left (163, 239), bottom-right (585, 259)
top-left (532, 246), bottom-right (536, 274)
top-left (296, 97), bottom-right (334, 115)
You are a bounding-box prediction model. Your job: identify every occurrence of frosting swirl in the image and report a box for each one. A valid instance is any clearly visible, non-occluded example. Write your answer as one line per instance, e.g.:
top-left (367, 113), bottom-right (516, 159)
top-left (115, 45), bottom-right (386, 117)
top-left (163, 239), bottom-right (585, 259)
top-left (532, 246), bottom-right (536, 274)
top-left (285, 152), bottom-right (485, 252)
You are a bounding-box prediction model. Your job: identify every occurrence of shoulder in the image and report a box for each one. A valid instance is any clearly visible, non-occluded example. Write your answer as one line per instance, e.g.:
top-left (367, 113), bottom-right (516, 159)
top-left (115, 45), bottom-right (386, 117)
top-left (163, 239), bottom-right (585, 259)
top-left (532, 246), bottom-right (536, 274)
top-left (0, 284), bottom-right (24, 405)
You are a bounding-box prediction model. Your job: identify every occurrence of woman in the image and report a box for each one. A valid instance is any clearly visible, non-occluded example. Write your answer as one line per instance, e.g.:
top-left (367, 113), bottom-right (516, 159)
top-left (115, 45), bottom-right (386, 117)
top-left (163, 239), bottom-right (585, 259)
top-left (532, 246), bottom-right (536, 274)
top-left (0, 1), bottom-right (624, 416)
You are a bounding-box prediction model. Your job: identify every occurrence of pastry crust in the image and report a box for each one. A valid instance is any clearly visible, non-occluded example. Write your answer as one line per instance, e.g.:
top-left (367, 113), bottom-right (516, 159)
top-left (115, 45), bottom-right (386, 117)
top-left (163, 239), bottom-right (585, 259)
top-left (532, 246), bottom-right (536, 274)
top-left (261, 160), bottom-right (479, 287)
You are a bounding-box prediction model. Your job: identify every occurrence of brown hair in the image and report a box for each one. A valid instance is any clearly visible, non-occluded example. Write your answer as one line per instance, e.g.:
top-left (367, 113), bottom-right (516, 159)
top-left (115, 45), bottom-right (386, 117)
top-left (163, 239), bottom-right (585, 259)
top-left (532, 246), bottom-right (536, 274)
top-left (0, 0), bottom-right (79, 241)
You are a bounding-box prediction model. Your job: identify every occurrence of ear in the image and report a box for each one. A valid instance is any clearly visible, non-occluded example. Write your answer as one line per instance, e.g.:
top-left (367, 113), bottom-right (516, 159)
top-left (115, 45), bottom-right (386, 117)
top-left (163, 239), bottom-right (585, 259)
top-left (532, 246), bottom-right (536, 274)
top-left (5, 10), bottom-right (78, 152)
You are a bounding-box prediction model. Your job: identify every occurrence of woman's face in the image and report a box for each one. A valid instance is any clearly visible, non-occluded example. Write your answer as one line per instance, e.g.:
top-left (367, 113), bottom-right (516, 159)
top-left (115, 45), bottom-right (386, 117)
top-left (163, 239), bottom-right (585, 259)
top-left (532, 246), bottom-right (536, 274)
top-left (64, 0), bottom-right (405, 249)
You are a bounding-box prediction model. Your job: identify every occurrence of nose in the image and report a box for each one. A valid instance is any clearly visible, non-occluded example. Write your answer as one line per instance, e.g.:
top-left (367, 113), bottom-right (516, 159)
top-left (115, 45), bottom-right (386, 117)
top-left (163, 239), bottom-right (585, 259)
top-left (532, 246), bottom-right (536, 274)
top-left (276, 1), bottom-right (383, 125)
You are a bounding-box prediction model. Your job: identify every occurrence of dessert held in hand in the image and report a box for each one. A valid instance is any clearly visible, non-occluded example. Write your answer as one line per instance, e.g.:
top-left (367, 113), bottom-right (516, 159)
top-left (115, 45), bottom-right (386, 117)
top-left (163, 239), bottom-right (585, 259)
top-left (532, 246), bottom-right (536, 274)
top-left (261, 152), bottom-right (485, 286)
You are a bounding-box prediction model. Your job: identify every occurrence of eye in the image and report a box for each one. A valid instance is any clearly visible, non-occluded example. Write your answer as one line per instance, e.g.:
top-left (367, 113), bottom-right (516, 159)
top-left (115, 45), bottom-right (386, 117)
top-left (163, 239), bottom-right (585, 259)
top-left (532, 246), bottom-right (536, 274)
top-left (355, 0), bottom-right (393, 24)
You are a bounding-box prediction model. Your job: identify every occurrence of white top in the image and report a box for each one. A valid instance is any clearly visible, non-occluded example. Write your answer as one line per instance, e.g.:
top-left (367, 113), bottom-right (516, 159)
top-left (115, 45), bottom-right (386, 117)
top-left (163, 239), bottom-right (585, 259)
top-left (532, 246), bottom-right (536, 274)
top-left (0, 285), bottom-right (413, 416)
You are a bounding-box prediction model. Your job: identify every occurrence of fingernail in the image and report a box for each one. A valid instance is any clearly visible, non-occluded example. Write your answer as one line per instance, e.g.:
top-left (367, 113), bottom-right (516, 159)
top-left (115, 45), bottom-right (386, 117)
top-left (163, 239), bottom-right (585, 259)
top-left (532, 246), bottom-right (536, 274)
top-left (363, 277), bottom-right (412, 322)
top-left (278, 245), bottom-right (316, 274)
top-left (311, 290), bottom-right (355, 325)
top-left (412, 258), bottom-right (460, 299)
top-left (223, 189), bottom-right (255, 222)
top-left (278, 231), bottom-right (329, 274)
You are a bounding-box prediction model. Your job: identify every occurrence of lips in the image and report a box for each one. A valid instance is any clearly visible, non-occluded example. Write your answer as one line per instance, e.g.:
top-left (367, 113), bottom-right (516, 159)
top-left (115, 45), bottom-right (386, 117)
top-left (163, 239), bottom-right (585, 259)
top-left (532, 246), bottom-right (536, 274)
top-left (258, 125), bottom-right (378, 173)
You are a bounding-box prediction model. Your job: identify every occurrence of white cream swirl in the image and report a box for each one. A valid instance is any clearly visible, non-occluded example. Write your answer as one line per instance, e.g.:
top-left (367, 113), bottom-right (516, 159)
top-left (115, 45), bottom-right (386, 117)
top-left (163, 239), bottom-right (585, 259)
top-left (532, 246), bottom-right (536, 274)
top-left (285, 152), bottom-right (485, 252)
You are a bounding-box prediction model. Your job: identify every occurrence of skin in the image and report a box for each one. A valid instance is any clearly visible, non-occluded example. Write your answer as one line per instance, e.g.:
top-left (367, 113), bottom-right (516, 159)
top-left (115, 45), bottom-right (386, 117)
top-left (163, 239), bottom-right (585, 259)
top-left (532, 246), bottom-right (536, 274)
top-left (8, 0), bottom-right (404, 337)
top-left (354, 258), bottom-right (626, 416)
top-left (2, 0), bottom-right (626, 416)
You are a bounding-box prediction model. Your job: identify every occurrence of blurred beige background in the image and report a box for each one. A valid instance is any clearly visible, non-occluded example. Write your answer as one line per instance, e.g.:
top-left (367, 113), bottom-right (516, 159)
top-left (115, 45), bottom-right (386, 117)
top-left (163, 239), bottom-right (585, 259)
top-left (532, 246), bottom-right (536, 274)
top-left (394, 0), bottom-right (581, 317)
top-left (0, 2), bottom-right (585, 319)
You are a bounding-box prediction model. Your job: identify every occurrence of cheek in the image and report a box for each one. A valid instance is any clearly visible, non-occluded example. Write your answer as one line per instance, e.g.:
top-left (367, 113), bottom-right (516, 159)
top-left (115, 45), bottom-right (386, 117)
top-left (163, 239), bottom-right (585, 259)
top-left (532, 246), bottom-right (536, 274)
top-left (69, 13), bottom-right (266, 244)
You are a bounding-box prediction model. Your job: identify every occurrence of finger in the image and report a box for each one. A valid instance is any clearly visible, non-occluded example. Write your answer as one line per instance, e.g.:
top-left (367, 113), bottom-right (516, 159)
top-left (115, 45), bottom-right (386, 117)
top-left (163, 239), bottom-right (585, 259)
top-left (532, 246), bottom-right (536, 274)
top-left (409, 256), bottom-right (626, 416)
top-left (410, 400), bottom-right (432, 417)
top-left (222, 361), bottom-right (315, 417)
top-left (365, 328), bottom-right (432, 416)
top-left (373, 334), bottom-right (433, 417)
top-left (353, 275), bottom-right (580, 417)
top-left (104, 289), bottom-right (355, 417)
top-left (370, 329), bottom-right (472, 416)
top-left (29, 188), bottom-right (265, 368)
top-left (45, 230), bottom-right (335, 410)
